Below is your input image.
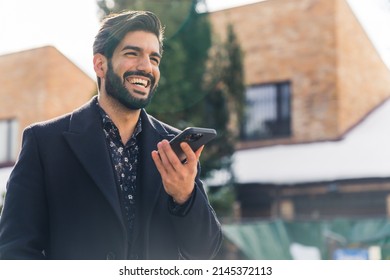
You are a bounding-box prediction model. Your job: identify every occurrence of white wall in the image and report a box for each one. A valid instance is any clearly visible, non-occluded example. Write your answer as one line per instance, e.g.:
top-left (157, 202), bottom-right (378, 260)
top-left (0, 167), bottom-right (12, 206)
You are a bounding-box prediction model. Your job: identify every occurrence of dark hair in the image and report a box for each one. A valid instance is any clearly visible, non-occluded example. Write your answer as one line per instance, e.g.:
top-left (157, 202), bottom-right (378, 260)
top-left (93, 10), bottom-right (164, 59)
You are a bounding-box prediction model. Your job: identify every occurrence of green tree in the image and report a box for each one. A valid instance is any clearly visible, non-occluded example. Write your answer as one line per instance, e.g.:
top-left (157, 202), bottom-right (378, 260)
top-left (95, 0), bottom-right (245, 181)
top-left (199, 23), bottom-right (245, 220)
top-left (199, 23), bottom-right (245, 175)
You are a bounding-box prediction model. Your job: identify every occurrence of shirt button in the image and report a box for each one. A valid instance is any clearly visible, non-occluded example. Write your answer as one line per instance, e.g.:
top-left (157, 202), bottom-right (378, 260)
top-left (106, 252), bottom-right (116, 260)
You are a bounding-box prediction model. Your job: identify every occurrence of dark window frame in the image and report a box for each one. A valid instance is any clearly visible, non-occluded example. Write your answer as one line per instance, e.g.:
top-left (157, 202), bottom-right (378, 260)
top-left (241, 81), bottom-right (292, 141)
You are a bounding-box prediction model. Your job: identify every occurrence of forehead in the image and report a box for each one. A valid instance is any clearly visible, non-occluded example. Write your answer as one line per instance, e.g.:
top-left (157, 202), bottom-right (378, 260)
top-left (116, 30), bottom-right (161, 55)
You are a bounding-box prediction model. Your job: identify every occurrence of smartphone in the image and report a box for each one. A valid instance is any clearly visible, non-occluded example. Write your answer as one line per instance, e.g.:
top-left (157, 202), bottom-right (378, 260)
top-left (169, 127), bottom-right (217, 162)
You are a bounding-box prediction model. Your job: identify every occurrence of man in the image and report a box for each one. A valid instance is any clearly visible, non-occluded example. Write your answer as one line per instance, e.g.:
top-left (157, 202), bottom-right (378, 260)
top-left (0, 11), bottom-right (222, 260)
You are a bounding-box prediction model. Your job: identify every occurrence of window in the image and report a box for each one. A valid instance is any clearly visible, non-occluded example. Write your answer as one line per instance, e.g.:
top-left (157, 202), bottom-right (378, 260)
top-left (242, 82), bottom-right (291, 140)
top-left (0, 119), bottom-right (18, 164)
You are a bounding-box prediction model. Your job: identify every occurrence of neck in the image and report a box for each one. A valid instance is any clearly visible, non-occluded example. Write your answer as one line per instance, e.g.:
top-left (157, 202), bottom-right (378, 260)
top-left (98, 93), bottom-right (141, 144)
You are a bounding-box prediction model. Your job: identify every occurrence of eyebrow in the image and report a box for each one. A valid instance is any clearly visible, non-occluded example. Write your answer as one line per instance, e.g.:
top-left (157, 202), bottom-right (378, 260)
top-left (121, 45), bottom-right (162, 59)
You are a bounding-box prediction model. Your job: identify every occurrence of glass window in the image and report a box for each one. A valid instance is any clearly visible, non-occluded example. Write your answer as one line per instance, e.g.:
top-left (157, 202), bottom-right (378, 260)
top-left (0, 119), bottom-right (19, 164)
top-left (242, 82), bottom-right (291, 140)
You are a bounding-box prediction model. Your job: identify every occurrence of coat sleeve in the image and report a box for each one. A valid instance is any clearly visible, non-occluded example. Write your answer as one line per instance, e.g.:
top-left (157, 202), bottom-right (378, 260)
top-left (0, 127), bottom-right (48, 259)
top-left (169, 164), bottom-right (223, 260)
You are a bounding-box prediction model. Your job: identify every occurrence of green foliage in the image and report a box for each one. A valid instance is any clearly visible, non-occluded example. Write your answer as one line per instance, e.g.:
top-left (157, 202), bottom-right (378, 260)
top-left (196, 23), bottom-right (246, 176)
top-left (95, 0), bottom-right (245, 179)
top-left (224, 24), bottom-right (246, 125)
top-left (97, 0), bottom-right (194, 38)
top-left (208, 186), bottom-right (236, 219)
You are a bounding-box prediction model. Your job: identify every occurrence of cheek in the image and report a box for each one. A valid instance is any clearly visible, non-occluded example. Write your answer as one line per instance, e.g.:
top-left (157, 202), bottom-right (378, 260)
top-left (111, 59), bottom-right (129, 75)
top-left (153, 68), bottom-right (160, 83)
top-left (114, 64), bottom-right (127, 78)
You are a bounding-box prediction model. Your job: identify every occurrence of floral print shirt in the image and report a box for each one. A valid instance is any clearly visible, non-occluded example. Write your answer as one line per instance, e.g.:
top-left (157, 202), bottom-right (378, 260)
top-left (96, 102), bottom-right (142, 251)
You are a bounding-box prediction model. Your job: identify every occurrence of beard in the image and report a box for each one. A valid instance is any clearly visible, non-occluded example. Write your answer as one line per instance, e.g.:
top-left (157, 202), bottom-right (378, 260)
top-left (105, 61), bottom-right (157, 110)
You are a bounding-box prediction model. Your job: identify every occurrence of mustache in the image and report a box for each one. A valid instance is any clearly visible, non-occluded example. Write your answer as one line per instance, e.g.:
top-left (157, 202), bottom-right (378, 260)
top-left (123, 71), bottom-right (155, 85)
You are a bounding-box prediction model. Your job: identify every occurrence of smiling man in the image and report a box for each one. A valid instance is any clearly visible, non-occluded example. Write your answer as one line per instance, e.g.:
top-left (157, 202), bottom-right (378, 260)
top-left (0, 11), bottom-right (222, 260)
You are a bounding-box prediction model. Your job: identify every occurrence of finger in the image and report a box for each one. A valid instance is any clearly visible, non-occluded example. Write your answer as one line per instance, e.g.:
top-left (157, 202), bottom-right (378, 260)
top-left (194, 145), bottom-right (204, 159)
top-left (158, 140), bottom-right (183, 171)
top-left (160, 140), bottom-right (184, 170)
top-left (180, 142), bottom-right (198, 164)
top-left (151, 150), bottom-right (167, 176)
top-left (156, 141), bottom-right (170, 167)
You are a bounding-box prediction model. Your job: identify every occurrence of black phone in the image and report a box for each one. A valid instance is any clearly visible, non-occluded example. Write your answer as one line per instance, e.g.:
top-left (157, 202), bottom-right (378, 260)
top-left (169, 127), bottom-right (217, 162)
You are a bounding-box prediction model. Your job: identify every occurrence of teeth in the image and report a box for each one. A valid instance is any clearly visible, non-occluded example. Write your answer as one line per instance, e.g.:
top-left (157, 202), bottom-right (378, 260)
top-left (127, 77), bottom-right (149, 88)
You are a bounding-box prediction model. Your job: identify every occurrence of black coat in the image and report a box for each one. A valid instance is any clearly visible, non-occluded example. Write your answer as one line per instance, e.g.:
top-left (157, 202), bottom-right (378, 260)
top-left (0, 97), bottom-right (222, 260)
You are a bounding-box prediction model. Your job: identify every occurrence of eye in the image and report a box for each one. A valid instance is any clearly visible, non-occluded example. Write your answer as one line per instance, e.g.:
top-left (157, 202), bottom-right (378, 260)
top-left (150, 56), bottom-right (160, 66)
top-left (125, 51), bottom-right (137, 57)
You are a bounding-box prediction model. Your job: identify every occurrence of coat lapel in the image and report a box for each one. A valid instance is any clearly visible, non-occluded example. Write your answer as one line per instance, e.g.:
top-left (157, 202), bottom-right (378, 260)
top-left (62, 97), bottom-right (124, 225)
top-left (136, 110), bottom-right (176, 257)
top-left (139, 110), bottom-right (177, 222)
top-left (61, 98), bottom-right (178, 258)
top-left (138, 117), bottom-right (164, 223)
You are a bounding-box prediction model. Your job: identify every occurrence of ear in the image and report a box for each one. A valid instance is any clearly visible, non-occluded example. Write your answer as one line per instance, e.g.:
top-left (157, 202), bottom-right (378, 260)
top-left (93, 53), bottom-right (107, 79)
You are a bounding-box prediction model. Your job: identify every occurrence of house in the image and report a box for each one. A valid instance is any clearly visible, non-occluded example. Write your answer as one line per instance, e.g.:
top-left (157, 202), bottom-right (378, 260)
top-left (0, 46), bottom-right (96, 199)
top-left (208, 0), bottom-right (390, 220)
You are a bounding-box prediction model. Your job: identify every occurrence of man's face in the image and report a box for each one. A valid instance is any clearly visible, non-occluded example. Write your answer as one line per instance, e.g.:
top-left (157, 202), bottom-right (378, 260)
top-left (105, 31), bottom-right (161, 110)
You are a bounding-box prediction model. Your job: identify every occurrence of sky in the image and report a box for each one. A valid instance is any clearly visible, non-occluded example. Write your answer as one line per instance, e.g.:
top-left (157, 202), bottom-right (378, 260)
top-left (1, 0), bottom-right (390, 79)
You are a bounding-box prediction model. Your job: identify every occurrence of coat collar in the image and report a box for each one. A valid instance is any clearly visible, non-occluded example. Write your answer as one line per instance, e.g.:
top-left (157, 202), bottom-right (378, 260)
top-left (62, 97), bottom-right (125, 225)
top-left (62, 96), bottom-right (178, 251)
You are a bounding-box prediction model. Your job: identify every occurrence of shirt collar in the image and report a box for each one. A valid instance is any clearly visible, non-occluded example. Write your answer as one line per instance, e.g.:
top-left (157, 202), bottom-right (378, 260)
top-left (95, 101), bottom-right (143, 141)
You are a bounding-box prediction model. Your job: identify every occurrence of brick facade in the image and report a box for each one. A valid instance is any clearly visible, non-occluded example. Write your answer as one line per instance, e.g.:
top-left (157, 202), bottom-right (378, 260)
top-left (209, 0), bottom-right (390, 148)
top-left (0, 46), bottom-right (96, 158)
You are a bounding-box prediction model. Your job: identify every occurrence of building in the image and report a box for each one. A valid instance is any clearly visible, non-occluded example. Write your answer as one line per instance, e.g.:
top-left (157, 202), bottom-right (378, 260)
top-left (208, 0), bottom-right (390, 220)
top-left (0, 46), bottom-right (96, 198)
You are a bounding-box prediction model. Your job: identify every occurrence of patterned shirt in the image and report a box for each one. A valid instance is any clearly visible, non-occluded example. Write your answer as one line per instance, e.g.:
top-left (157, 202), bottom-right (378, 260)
top-left (96, 102), bottom-right (142, 251)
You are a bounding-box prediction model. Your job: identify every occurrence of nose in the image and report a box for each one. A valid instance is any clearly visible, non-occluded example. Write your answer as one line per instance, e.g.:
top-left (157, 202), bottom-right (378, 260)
top-left (136, 55), bottom-right (153, 74)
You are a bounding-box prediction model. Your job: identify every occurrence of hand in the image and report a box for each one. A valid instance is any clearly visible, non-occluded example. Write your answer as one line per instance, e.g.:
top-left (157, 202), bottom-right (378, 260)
top-left (151, 140), bottom-right (204, 205)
